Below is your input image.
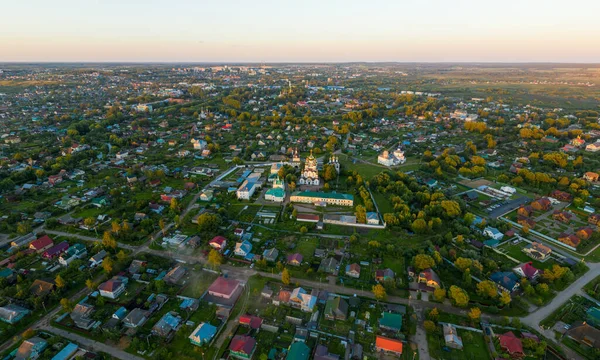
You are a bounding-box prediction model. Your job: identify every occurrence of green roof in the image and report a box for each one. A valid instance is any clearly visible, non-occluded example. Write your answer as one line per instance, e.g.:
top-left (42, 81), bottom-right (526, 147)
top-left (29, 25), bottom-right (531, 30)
top-left (0, 268), bottom-right (13, 278)
top-left (292, 191), bottom-right (353, 201)
top-left (266, 188), bottom-right (285, 197)
top-left (587, 307), bottom-right (600, 323)
top-left (287, 342), bottom-right (310, 360)
top-left (379, 312), bottom-right (402, 331)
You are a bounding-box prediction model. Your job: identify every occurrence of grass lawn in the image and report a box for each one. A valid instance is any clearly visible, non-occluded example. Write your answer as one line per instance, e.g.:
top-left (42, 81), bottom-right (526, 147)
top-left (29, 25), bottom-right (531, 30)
top-left (428, 328), bottom-right (490, 360)
top-left (179, 270), bottom-right (219, 298)
top-left (372, 191), bottom-right (394, 214)
top-left (295, 237), bottom-right (318, 260)
top-left (497, 242), bottom-right (559, 270)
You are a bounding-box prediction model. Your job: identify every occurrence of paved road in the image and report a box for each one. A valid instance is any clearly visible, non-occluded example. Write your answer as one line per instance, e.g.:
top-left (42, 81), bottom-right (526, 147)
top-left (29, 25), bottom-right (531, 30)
top-left (413, 309), bottom-right (431, 360)
top-left (41, 325), bottom-right (145, 360)
top-left (44, 229), bottom-right (138, 250)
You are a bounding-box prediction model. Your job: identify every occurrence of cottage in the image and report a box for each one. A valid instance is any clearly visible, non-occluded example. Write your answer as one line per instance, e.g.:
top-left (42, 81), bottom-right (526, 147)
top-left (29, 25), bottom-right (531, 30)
top-left (375, 336), bottom-right (403, 356)
top-left (287, 342), bottom-right (311, 360)
top-left (379, 312), bottom-right (402, 333)
top-left (208, 236), bottom-right (227, 251)
top-left (577, 227), bottom-right (594, 240)
top-left (30, 279), bottom-right (55, 297)
top-left (287, 253), bottom-right (303, 266)
top-left (564, 321), bottom-right (600, 349)
top-left (490, 272), bottom-right (520, 293)
top-left (553, 210), bottom-right (573, 224)
top-left (375, 268), bottom-right (395, 282)
top-left (189, 322), bottom-right (217, 346)
top-left (164, 265), bottom-right (187, 284)
top-left (345, 263), bottom-right (361, 278)
top-left (523, 242), bottom-right (552, 260)
top-left (0, 304), bottom-right (30, 324)
top-left (70, 303), bottom-right (95, 330)
top-left (558, 233), bottom-right (581, 248)
top-left (513, 262), bottom-right (540, 280)
top-left (318, 257), bottom-right (339, 274)
top-left (324, 297), bottom-right (348, 321)
top-left (443, 324), bottom-right (464, 350)
top-left (531, 198), bottom-right (552, 211)
top-left (498, 331), bottom-right (525, 358)
top-left (42, 241), bottom-right (69, 259)
top-left (589, 214), bottom-right (600, 226)
top-left (15, 337), bottom-right (47, 360)
top-left (234, 240), bottom-right (253, 257)
top-left (123, 308), bottom-right (148, 328)
top-left (239, 314), bottom-right (263, 329)
top-left (229, 335), bottom-right (256, 360)
top-left (262, 248), bottom-right (279, 262)
top-left (29, 235), bottom-right (54, 253)
top-left (98, 277), bottom-right (127, 299)
top-left (418, 268), bottom-right (441, 289)
top-left (152, 312), bottom-right (182, 337)
top-left (483, 226), bottom-right (503, 240)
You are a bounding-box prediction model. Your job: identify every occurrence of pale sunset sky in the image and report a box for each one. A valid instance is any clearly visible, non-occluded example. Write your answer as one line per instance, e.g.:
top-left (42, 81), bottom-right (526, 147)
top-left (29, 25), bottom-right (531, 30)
top-left (1, 0), bottom-right (599, 62)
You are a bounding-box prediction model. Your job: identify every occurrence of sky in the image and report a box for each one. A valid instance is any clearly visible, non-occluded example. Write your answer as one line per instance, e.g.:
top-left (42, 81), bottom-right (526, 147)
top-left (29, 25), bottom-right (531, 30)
top-left (1, 0), bottom-right (600, 63)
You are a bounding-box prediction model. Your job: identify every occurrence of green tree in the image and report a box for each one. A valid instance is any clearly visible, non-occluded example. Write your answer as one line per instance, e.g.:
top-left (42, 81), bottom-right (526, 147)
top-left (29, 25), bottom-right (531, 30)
top-left (424, 320), bottom-right (437, 333)
top-left (413, 254), bottom-right (435, 272)
top-left (60, 298), bottom-right (74, 312)
top-left (102, 256), bottom-right (114, 274)
top-left (282, 268), bottom-right (291, 285)
top-left (208, 249), bottom-right (223, 269)
top-left (55, 274), bottom-right (66, 289)
top-left (448, 285), bottom-right (469, 307)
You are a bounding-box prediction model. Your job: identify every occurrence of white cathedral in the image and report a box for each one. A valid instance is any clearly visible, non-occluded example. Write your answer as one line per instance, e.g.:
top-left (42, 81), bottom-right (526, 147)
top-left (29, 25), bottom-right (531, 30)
top-left (298, 150), bottom-right (320, 186)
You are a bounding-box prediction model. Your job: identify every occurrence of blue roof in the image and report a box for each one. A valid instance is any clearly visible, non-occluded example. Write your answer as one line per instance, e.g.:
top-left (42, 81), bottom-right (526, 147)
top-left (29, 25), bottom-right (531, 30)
top-left (245, 253), bottom-right (255, 261)
top-left (483, 239), bottom-right (500, 247)
top-left (490, 271), bottom-right (519, 290)
top-left (191, 323), bottom-right (217, 344)
top-left (113, 307), bottom-right (127, 319)
top-left (180, 298), bottom-right (195, 309)
top-left (51, 343), bottom-right (78, 360)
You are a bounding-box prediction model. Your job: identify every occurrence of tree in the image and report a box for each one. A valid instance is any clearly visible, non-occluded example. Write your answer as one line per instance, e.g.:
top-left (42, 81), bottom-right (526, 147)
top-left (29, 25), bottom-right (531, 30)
top-left (102, 231), bottom-right (116, 249)
top-left (111, 220), bottom-right (121, 234)
top-left (448, 285), bottom-right (470, 307)
top-left (282, 268), bottom-right (291, 285)
top-left (499, 291), bottom-right (512, 306)
top-left (468, 307), bottom-right (481, 321)
top-left (355, 205), bottom-right (367, 224)
top-left (428, 308), bottom-right (439, 321)
top-left (85, 279), bottom-right (95, 290)
top-left (84, 217), bottom-right (95, 228)
top-left (411, 218), bottom-right (428, 234)
top-left (60, 298), bottom-right (74, 312)
top-left (16, 222), bottom-right (31, 235)
top-left (476, 280), bottom-right (498, 299)
top-left (372, 284), bottom-right (387, 301)
top-left (299, 226), bottom-right (308, 234)
top-left (536, 283), bottom-right (549, 295)
top-left (413, 254), bottom-right (435, 272)
top-left (117, 250), bottom-right (128, 262)
top-left (433, 288), bottom-right (447, 302)
top-left (170, 197), bottom-right (179, 211)
top-left (454, 257), bottom-right (473, 272)
top-left (208, 249), bottom-right (223, 269)
top-left (196, 213), bottom-right (221, 233)
top-left (55, 274), bottom-right (66, 289)
top-left (102, 256), bottom-right (114, 274)
top-left (424, 320), bottom-right (437, 333)
top-left (159, 218), bottom-right (166, 233)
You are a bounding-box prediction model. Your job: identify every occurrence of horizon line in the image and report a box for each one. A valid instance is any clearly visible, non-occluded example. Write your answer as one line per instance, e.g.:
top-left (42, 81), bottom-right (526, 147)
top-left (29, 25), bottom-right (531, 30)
top-left (2, 61), bottom-right (600, 65)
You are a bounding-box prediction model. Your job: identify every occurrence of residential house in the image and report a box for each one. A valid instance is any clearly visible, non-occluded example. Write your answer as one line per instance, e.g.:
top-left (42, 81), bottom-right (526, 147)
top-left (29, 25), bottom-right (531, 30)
top-left (324, 297), bottom-right (348, 321)
top-left (98, 276), bottom-right (127, 299)
top-left (209, 236), bottom-right (227, 251)
top-left (517, 206), bottom-right (533, 218)
top-left (0, 304), bottom-right (30, 324)
top-left (345, 263), bottom-right (361, 278)
top-left (517, 215), bottom-right (536, 228)
top-left (164, 265), bottom-right (186, 284)
top-left (204, 277), bottom-right (244, 318)
top-left (490, 271), bottom-right (520, 293)
top-left (229, 335), bottom-right (256, 360)
top-left (288, 287), bottom-right (317, 312)
top-left (513, 262), bottom-right (540, 281)
top-left (498, 331), bottom-right (525, 358)
top-left (152, 312), bottom-right (182, 338)
top-left (287, 253), bottom-right (303, 266)
top-left (531, 198), bottom-right (552, 211)
top-left (418, 268), bottom-right (441, 289)
top-left (15, 337), bottom-right (47, 360)
top-left (70, 303), bottom-right (95, 330)
top-left (553, 210), bottom-right (573, 224)
top-left (558, 233), bottom-right (581, 248)
top-left (89, 250), bottom-right (108, 267)
top-left (123, 308), bottom-right (149, 328)
top-left (550, 190), bottom-right (573, 202)
top-left (588, 214), bottom-right (600, 225)
top-left (319, 257), bottom-right (339, 274)
top-left (577, 227), bottom-right (594, 240)
top-left (42, 241), bottom-right (69, 259)
top-left (523, 242), bottom-right (552, 260)
top-left (443, 324), bottom-right (464, 350)
top-left (234, 240), bottom-right (253, 258)
top-left (58, 243), bottom-right (87, 266)
top-left (564, 321), bottom-right (600, 349)
top-left (379, 312), bottom-right (402, 333)
top-left (375, 268), bottom-right (395, 282)
top-left (583, 172), bottom-right (599, 182)
top-left (29, 235), bottom-right (54, 253)
top-left (587, 307), bottom-right (600, 328)
top-left (314, 345), bottom-right (339, 360)
top-left (239, 314), bottom-right (263, 330)
top-left (262, 248), bottom-right (279, 262)
top-left (30, 279), bottom-right (55, 297)
top-left (375, 336), bottom-right (403, 357)
top-left (287, 342), bottom-right (311, 360)
top-left (189, 322), bottom-right (217, 346)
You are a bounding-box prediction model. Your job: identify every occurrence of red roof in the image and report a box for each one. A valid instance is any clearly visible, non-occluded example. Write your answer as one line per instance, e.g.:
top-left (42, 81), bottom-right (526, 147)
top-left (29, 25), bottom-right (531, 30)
top-left (517, 262), bottom-right (539, 279)
top-left (376, 336), bottom-right (403, 354)
top-left (287, 253), bottom-right (303, 264)
top-left (30, 235), bottom-right (54, 250)
top-left (498, 332), bottom-right (524, 355)
top-left (98, 279), bottom-right (123, 292)
top-left (278, 290), bottom-right (291, 303)
top-left (208, 277), bottom-right (240, 297)
top-left (297, 213), bottom-right (320, 222)
top-left (42, 241), bottom-right (69, 258)
top-left (229, 335), bottom-right (255, 355)
top-left (239, 314), bottom-right (263, 329)
top-left (209, 236), bottom-right (226, 247)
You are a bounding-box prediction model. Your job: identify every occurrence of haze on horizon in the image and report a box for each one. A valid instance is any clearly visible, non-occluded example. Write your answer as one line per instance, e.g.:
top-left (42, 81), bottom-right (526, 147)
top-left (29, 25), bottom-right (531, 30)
top-left (2, 0), bottom-right (600, 63)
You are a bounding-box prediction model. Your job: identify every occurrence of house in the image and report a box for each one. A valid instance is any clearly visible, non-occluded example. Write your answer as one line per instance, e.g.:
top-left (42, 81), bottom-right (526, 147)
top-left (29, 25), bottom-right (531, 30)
top-left (209, 236), bottom-right (227, 251)
top-left (288, 287), bottom-right (317, 312)
top-left (42, 241), bottom-right (69, 259)
top-left (262, 248), bottom-right (279, 262)
top-left (291, 191), bottom-right (354, 207)
top-left (234, 240), bottom-right (253, 257)
top-left (418, 268), bottom-right (441, 289)
top-left (523, 242), bottom-right (552, 260)
top-left (89, 250), bottom-right (108, 267)
top-left (199, 189), bottom-right (214, 202)
top-left (164, 265), bottom-right (186, 284)
top-left (229, 335), bottom-right (256, 360)
top-left (586, 142), bottom-right (600, 152)
top-left (239, 314), bottom-right (263, 329)
top-left (70, 303), bottom-right (95, 330)
top-left (375, 336), bottom-right (403, 356)
top-left (375, 268), bottom-right (395, 282)
top-left (319, 257), bottom-right (339, 274)
top-left (314, 345), bottom-right (339, 360)
top-left (517, 215), bottom-right (536, 228)
top-left (484, 226), bottom-right (504, 240)
top-left (51, 343), bottom-right (79, 360)
top-left (152, 312), bottom-right (182, 337)
top-left (345, 263), bottom-right (361, 278)
top-left (29, 235), bottom-right (54, 253)
top-left (112, 307), bottom-right (128, 320)
top-left (577, 227), bottom-right (594, 240)
top-left (531, 198), bottom-right (552, 211)
top-left (558, 233), bottom-right (581, 248)
top-left (583, 172), bottom-right (599, 182)
top-left (123, 308), bottom-right (148, 328)
top-left (0, 304), bottom-right (30, 324)
top-left (30, 279), bottom-right (55, 297)
top-left (513, 262), bottom-right (540, 280)
top-left (59, 243), bottom-right (87, 266)
top-left (553, 210), bottom-right (573, 224)
top-left (498, 331), bottom-right (525, 358)
top-left (189, 322), bottom-right (217, 346)
top-left (490, 272), bottom-right (520, 293)
top-left (589, 214), bottom-right (600, 225)
top-left (207, 277), bottom-right (242, 300)
top-left (128, 259), bottom-right (147, 274)
top-left (587, 307), bottom-right (600, 328)
top-left (550, 190), bottom-right (573, 202)
top-left (443, 324), bottom-right (464, 350)
top-left (287, 253), bottom-right (303, 266)
top-left (564, 321), bottom-right (600, 349)
top-left (379, 312), bottom-right (402, 333)
top-left (98, 277), bottom-right (127, 299)
top-left (517, 206), bottom-right (533, 218)
top-left (324, 297), bottom-right (348, 321)
top-left (287, 342), bottom-right (311, 360)
top-left (15, 337), bottom-right (47, 360)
